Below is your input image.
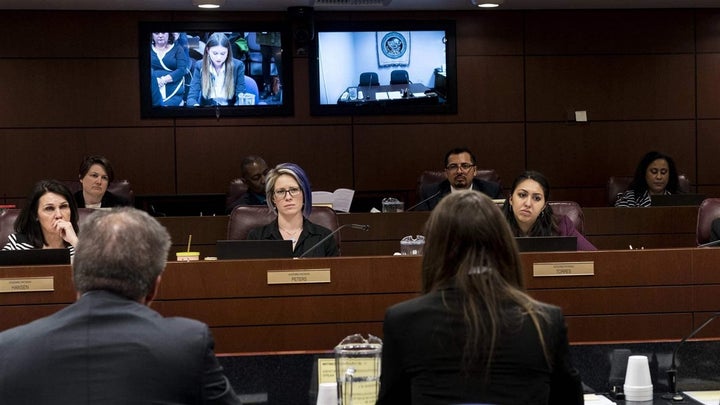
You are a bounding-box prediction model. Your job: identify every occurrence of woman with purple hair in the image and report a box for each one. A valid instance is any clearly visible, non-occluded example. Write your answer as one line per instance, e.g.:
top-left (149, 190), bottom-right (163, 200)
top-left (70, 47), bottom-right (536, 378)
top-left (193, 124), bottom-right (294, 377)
top-left (247, 163), bottom-right (339, 257)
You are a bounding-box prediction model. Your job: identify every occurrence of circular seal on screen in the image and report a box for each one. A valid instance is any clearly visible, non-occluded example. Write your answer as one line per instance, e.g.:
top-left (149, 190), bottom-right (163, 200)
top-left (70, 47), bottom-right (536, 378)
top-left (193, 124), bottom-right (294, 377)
top-left (381, 32), bottom-right (408, 60)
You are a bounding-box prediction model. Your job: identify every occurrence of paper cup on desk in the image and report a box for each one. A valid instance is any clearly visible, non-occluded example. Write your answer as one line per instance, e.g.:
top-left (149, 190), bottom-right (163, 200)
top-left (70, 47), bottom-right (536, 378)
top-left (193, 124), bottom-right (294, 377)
top-left (624, 355), bottom-right (653, 401)
top-left (316, 382), bottom-right (337, 405)
top-left (176, 252), bottom-right (200, 262)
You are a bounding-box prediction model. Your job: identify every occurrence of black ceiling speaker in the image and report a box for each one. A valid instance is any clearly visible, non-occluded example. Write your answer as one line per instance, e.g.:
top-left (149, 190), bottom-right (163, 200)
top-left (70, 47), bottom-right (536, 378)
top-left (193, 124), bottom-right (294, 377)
top-left (288, 6), bottom-right (315, 52)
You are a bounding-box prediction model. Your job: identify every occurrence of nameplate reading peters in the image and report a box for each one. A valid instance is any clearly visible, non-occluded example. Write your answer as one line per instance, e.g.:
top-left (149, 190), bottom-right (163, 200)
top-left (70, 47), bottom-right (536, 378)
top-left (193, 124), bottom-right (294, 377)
top-left (532, 261), bottom-right (594, 277)
top-left (267, 269), bottom-right (331, 285)
top-left (0, 277), bottom-right (54, 293)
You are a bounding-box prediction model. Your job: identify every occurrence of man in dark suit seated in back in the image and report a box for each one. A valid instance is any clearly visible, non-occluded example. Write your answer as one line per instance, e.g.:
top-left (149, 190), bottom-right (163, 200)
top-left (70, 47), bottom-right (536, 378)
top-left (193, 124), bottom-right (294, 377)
top-left (227, 155), bottom-right (270, 213)
top-left (0, 207), bottom-right (241, 405)
top-left (416, 147), bottom-right (502, 211)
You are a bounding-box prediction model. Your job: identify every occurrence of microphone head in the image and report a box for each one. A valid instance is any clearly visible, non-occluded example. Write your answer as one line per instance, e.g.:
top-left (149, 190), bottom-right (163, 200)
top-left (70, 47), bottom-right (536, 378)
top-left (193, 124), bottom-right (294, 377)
top-left (350, 224), bottom-right (370, 231)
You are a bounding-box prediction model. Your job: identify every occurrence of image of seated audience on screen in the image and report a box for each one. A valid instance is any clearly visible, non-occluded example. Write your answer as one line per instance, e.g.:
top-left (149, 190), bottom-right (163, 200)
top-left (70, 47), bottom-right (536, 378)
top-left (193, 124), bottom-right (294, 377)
top-left (139, 22), bottom-right (292, 118)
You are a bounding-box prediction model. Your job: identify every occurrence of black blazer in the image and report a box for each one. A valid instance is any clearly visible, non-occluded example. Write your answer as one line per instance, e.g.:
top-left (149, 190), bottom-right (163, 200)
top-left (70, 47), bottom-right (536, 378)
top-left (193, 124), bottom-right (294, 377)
top-left (710, 218), bottom-right (720, 243)
top-left (377, 287), bottom-right (583, 405)
top-left (247, 217), bottom-right (339, 257)
top-left (74, 190), bottom-right (130, 208)
top-left (417, 178), bottom-right (503, 211)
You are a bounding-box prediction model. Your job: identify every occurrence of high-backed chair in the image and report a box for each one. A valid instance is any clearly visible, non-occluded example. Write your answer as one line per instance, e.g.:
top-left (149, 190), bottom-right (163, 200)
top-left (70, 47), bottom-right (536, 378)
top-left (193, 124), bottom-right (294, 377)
top-left (696, 198), bottom-right (720, 245)
top-left (61, 180), bottom-right (135, 205)
top-left (225, 178), bottom-right (249, 213)
top-left (226, 205), bottom-right (340, 251)
top-left (244, 75), bottom-right (259, 103)
top-left (607, 174), bottom-right (690, 206)
top-left (417, 169), bottom-right (502, 202)
top-left (390, 69), bottom-right (410, 85)
top-left (0, 209), bottom-right (20, 247)
top-left (359, 72), bottom-right (379, 87)
top-left (548, 201), bottom-right (585, 234)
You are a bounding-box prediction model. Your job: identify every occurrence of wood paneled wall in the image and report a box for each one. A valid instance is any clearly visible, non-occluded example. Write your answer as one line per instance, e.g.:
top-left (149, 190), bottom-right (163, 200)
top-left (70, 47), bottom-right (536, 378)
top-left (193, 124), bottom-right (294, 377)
top-left (1, 9), bottom-right (719, 208)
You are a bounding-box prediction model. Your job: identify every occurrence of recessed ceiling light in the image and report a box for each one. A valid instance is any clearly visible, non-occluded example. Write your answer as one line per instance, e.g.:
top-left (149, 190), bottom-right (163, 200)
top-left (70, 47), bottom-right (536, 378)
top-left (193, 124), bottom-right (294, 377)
top-left (192, 0), bottom-right (225, 8)
top-left (471, 0), bottom-right (504, 7)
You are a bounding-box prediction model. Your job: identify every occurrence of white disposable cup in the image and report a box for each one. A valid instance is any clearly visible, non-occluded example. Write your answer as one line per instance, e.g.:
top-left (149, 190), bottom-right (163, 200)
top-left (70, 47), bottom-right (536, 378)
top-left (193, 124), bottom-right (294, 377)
top-left (316, 382), bottom-right (337, 405)
top-left (624, 355), bottom-right (653, 401)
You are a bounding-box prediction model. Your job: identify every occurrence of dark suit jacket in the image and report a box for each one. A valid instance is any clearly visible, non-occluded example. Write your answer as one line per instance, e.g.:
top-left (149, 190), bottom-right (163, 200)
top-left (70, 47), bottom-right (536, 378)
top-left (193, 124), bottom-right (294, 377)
top-left (377, 287), bottom-right (583, 405)
top-left (416, 178), bottom-right (503, 211)
top-left (0, 290), bottom-right (241, 405)
top-left (247, 217), bottom-right (339, 257)
top-left (74, 190), bottom-right (130, 208)
top-left (711, 218), bottom-right (720, 243)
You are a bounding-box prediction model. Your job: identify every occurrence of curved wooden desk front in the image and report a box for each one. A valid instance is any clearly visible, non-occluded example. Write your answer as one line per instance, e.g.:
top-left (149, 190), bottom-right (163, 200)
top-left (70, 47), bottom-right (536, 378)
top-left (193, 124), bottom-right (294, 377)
top-left (1, 249), bottom-right (719, 353)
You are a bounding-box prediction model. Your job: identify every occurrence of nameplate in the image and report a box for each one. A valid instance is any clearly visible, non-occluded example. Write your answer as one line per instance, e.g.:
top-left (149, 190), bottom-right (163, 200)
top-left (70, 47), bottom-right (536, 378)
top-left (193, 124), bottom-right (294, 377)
top-left (0, 276), bottom-right (54, 293)
top-left (533, 261), bottom-right (594, 277)
top-left (267, 269), bottom-right (331, 285)
top-left (318, 358), bottom-right (337, 384)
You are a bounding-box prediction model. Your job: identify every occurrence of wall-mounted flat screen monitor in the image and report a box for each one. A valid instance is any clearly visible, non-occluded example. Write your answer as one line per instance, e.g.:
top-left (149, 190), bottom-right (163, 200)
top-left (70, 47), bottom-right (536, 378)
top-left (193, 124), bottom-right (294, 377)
top-left (139, 22), bottom-right (293, 119)
top-left (309, 20), bottom-right (457, 116)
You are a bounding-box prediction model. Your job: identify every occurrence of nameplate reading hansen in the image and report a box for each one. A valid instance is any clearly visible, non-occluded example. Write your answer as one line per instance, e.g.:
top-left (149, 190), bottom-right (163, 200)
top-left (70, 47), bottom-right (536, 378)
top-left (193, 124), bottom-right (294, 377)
top-left (0, 277), bottom-right (54, 293)
top-left (533, 261), bottom-right (594, 277)
top-left (267, 269), bottom-right (331, 285)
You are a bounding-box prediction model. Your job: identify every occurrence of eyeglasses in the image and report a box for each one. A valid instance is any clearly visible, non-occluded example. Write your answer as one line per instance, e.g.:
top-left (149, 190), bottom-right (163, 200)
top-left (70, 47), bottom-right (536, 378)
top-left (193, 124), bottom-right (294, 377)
top-left (446, 163), bottom-right (475, 172)
top-left (274, 187), bottom-right (302, 199)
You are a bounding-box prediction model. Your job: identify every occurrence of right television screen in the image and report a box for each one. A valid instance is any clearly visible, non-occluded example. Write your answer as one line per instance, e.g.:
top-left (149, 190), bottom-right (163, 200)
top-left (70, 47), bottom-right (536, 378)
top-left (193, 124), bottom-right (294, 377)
top-left (309, 20), bottom-right (457, 116)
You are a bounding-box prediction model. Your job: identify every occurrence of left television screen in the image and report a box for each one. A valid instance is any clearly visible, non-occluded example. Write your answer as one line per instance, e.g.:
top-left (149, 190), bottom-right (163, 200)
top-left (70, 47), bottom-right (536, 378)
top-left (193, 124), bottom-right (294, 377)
top-left (139, 22), bottom-right (293, 118)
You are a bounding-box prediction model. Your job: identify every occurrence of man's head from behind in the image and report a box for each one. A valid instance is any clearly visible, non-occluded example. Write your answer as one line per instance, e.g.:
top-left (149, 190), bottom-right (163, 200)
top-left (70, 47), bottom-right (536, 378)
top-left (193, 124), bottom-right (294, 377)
top-left (240, 156), bottom-right (269, 194)
top-left (444, 147), bottom-right (477, 190)
top-left (73, 207), bottom-right (171, 302)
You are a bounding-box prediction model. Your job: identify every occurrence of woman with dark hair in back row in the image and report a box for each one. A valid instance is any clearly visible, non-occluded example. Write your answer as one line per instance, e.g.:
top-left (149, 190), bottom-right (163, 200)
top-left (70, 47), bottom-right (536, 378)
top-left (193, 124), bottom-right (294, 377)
top-left (614, 151), bottom-right (680, 207)
top-left (74, 155), bottom-right (130, 209)
top-left (3, 180), bottom-right (79, 255)
top-left (377, 190), bottom-right (583, 404)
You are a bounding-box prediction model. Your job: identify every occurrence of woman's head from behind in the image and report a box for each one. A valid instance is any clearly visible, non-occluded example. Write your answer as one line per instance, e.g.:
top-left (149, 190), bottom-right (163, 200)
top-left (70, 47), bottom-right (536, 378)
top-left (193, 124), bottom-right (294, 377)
top-left (16, 179), bottom-right (79, 247)
top-left (422, 190), bottom-right (523, 293)
top-left (631, 151), bottom-right (679, 194)
top-left (78, 155), bottom-right (114, 203)
top-left (265, 163), bottom-right (313, 218)
top-left (503, 170), bottom-right (553, 236)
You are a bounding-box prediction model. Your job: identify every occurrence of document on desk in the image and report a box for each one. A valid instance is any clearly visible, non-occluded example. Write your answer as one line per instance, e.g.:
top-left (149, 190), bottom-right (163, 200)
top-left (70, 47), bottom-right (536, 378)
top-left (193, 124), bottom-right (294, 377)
top-left (684, 391), bottom-right (720, 405)
top-left (583, 394), bottom-right (615, 404)
top-left (375, 92), bottom-right (389, 100)
top-left (387, 91), bottom-right (403, 100)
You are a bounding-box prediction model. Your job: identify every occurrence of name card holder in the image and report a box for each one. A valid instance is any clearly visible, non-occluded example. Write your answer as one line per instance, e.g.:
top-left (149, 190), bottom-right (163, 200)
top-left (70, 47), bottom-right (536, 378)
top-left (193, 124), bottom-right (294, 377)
top-left (0, 276), bottom-right (54, 293)
top-left (533, 261), bottom-right (594, 277)
top-left (267, 268), bottom-right (331, 285)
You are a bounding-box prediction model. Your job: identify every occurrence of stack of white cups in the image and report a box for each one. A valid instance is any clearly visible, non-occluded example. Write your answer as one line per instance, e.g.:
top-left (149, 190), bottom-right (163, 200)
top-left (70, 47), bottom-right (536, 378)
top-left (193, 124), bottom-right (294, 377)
top-left (316, 382), bottom-right (338, 405)
top-left (623, 355), bottom-right (653, 402)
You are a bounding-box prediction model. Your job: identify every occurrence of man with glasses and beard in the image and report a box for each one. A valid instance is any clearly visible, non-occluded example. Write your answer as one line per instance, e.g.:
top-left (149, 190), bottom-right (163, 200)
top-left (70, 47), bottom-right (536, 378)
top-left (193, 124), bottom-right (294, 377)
top-left (416, 147), bottom-right (502, 211)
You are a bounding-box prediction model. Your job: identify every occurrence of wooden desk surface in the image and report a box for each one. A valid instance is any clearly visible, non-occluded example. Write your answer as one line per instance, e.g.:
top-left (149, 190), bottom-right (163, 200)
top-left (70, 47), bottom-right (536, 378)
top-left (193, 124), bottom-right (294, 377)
top-left (2, 248), bottom-right (719, 353)
top-left (156, 206), bottom-right (700, 258)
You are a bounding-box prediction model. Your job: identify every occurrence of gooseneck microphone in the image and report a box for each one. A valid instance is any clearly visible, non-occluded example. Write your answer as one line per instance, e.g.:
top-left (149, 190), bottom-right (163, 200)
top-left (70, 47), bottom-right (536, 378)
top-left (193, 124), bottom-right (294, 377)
top-left (298, 223), bottom-right (370, 258)
top-left (406, 191), bottom-right (442, 211)
top-left (664, 312), bottom-right (720, 401)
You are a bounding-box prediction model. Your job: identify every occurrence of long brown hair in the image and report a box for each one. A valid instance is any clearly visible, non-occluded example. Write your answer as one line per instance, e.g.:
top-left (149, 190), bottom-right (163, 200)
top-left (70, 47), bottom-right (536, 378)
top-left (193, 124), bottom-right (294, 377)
top-left (421, 190), bottom-right (551, 377)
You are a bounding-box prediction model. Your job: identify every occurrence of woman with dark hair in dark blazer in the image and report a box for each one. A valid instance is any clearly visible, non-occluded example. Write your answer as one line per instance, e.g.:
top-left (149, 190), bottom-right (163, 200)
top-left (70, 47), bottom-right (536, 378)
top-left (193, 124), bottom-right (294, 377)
top-left (377, 190), bottom-right (583, 405)
top-left (3, 179), bottom-right (79, 255)
top-left (74, 155), bottom-right (130, 209)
